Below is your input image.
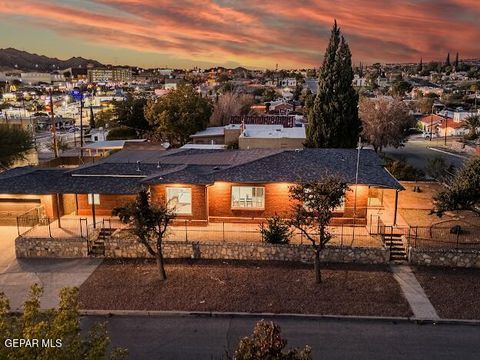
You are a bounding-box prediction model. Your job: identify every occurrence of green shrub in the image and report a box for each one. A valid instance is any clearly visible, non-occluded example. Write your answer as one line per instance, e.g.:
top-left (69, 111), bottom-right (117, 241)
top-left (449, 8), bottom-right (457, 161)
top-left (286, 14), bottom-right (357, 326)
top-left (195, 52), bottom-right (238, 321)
top-left (259, 215), bottom-right (292, 244)
top-left (106, 126), bottom-right (138, 140)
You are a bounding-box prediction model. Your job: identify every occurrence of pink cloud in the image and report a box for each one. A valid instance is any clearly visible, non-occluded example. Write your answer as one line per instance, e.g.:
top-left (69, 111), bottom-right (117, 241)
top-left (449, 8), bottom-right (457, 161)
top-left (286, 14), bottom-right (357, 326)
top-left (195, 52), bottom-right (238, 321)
top-left (0, 0), bottom-right (479, 67)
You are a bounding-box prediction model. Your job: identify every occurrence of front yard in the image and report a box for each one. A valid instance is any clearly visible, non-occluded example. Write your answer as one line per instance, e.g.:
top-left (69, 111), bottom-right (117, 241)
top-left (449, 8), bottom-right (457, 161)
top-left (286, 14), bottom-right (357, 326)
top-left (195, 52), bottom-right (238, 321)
top-left (78, 259), bottom-right (411, 317)
top-left (413, 266), bottom-right (480, 320)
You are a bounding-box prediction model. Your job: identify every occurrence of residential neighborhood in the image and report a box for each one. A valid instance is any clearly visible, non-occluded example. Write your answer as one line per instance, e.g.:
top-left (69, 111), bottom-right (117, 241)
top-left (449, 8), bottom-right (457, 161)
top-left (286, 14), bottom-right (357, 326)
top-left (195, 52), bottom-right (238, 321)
top-left (0, 1), bottom-right (480, 359)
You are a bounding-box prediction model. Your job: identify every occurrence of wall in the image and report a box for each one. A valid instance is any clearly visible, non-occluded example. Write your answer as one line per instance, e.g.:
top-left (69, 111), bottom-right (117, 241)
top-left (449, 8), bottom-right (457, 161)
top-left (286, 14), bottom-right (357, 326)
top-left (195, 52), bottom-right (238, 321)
top-left (150, 184), bottom-right (208, 225)
top-left (77, 194), bottom-right (135, 217)
top-left (208, 182), bottom-right (293, 222)
top-left (408, 247), bottom-right (480, 268)
top-left (207, 182), bottom-right (368, 225)
top-left (192, 135), bottom-right (225, 145)
top-left (238, 137), bottom-right (304, 150)
top-left (15, 236), bottom-right (88, 258)
top-left (104, 230), bottom-right (389, 264)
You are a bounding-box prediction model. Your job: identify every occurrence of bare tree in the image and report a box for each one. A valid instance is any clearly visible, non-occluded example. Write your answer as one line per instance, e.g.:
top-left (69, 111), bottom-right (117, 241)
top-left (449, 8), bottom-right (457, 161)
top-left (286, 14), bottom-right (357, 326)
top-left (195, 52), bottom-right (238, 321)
top-left (289, 176), bottom-right (349, 283)
top-left (359, 97), bottom-right (415, 152)
top-left (210, 92), bottom-right (255, 126)
top-left (113, 190), bottom-right (176, 281)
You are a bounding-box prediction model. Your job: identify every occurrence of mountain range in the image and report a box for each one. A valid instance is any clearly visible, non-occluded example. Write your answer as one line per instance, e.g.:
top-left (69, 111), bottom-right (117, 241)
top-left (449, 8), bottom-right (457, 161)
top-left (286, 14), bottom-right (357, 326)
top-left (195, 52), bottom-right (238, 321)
top-left (0, 48), bottom-right (104, 72)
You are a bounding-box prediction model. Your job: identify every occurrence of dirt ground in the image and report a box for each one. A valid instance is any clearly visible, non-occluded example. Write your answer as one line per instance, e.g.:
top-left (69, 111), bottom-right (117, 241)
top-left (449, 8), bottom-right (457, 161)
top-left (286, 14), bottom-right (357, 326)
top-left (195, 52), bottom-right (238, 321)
top-left (414, 266), bottom-right (480, 320)
top-left (79, 259), bottom-right (412, 317)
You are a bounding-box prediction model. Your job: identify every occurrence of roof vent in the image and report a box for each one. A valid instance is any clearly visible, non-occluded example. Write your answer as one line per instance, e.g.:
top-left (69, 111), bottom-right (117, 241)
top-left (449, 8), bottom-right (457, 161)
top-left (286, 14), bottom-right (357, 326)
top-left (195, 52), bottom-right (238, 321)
top-left (157, 161), bottom-right (161, 168)
top-left (136, 161), bottom-right (141, 172)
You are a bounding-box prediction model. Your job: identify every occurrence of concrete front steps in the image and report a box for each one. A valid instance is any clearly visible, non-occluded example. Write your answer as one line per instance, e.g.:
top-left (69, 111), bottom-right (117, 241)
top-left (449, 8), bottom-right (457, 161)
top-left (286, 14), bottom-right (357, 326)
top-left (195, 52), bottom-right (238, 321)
top-left (384, 233), bottom-right (407, 262)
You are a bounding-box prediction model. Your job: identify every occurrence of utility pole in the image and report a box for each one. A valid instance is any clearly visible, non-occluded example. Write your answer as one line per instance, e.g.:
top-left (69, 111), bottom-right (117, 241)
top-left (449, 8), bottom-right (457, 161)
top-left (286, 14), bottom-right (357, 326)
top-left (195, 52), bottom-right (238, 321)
top-left (49, 88), bottom-right (59, 158)
top-left (444, 119), bottom-right (448, 146)
top-left (80, 96), bottom-right (84, 158)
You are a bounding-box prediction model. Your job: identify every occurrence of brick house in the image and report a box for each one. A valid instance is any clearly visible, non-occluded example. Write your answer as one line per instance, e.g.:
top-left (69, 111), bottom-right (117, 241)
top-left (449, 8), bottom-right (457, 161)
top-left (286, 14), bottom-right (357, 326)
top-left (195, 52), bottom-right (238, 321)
top-left (0, 147), bottom-right (402, 226)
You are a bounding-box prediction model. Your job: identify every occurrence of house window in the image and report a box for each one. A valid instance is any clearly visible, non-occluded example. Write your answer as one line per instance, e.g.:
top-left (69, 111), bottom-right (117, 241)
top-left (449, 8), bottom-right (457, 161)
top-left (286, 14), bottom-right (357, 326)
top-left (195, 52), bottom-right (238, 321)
top-left (231, 186), bottom-right (265, 209)
top-left (87, 194), bottom-right (100, 205)
top-left (166, 187), bottom-right (192, 214)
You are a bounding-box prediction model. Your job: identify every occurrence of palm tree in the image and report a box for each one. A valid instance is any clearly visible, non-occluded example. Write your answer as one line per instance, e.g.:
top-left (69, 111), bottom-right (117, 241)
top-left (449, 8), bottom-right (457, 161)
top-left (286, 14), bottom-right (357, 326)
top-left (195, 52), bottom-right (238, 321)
top-left (463, 115), bottom-right (480, 140)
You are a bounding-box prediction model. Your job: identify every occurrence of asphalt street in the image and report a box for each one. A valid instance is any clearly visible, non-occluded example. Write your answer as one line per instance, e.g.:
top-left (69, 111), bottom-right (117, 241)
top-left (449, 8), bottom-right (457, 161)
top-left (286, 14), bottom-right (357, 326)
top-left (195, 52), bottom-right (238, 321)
top-left (81, 315), bottom-right (480, 360)
top-left (383, 138), bottom-right (467, 173)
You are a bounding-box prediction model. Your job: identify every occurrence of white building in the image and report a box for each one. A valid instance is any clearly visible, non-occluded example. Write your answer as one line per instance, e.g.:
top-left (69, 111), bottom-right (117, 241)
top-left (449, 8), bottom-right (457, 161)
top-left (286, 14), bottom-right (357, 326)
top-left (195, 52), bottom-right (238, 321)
top-left (353, 74), bottom-right (367, 87)
top-left (280, 78), bottom-right (297, 87)
top-left (21, 72), bottom-right (65, 85)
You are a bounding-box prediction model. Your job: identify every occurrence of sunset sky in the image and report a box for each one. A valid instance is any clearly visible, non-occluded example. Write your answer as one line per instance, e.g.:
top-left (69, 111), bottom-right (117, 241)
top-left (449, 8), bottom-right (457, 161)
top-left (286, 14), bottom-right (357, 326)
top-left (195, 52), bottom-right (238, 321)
top-left (0, 0), bottom-right (479, 69)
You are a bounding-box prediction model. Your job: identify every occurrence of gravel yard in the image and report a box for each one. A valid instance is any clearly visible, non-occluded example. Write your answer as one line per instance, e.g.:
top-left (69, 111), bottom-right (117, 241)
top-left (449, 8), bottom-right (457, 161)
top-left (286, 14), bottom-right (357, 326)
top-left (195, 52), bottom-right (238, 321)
top-left (413, 266), bottom-right (480, 320)
top-left (79, 259), bottom-right (411, 317)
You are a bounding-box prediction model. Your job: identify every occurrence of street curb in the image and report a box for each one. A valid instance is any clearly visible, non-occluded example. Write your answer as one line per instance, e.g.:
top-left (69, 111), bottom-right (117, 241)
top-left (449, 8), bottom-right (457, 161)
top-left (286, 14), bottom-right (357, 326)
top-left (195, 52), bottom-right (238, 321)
top-left (79, 309), bottom-right (480, 326)
top-left (427, 147), bottom-right (469, 159)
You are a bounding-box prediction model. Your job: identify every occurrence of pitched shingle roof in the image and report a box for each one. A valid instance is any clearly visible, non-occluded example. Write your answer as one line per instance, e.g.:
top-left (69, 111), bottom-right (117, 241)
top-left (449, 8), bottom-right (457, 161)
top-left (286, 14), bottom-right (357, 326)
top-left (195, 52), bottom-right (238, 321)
top-left (0, 148), bottom-right (403, 194)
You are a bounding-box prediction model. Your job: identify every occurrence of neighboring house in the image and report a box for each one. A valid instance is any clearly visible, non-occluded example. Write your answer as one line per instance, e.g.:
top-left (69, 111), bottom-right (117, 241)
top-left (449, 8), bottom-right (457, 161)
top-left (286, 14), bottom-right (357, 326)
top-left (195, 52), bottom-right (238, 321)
top-left (238, 125), bottom-right (305, 149)
top-left (418, 114), bottom-right (446, 134)
top-left (268, 100), bottom-right (294, 114)
top-left (0, 147), bottom-right (402, 226)
top-left (191, 124), bottom-right (305, 149)
top-left (353, 74), bottom-right (367, 87)
top-left (437, 119), bottom-right (469, 137)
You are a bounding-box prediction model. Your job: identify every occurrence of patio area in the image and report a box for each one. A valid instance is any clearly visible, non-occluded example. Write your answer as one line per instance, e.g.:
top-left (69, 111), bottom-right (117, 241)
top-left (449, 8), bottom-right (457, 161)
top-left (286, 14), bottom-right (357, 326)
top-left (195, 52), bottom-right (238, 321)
top-left (18, 215), bottom-right (383, 248)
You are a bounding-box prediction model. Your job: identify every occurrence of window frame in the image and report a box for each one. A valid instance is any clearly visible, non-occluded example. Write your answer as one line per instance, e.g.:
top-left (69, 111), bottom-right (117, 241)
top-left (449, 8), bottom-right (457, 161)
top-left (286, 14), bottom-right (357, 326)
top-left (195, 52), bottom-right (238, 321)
top-left (166, 187), bottom-right (193, 215)
top-left (230, 185), bottom-right (265, 210)
top-left (87, 193), bottom-right (100, 205)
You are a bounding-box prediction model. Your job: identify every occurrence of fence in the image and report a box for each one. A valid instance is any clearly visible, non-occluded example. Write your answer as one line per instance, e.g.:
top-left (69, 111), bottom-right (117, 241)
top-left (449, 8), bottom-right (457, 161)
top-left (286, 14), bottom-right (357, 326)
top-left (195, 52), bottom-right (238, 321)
top-left (400, 225), bottom-right (480, 249)
top-left (163, 221), bottom-right (379, 247)
top-left (16, 206), bottom-right (45, 236)
top-left (19, 217), bottom-right (89, 239)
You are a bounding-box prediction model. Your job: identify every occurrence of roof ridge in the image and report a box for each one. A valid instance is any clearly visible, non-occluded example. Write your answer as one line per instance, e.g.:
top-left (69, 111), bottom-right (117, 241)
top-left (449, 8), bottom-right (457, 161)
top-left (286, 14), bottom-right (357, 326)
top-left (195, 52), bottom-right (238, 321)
top-left (141, 164), bottom-right (188, 182)
top-left (214, 149), bottom-right (287, 175)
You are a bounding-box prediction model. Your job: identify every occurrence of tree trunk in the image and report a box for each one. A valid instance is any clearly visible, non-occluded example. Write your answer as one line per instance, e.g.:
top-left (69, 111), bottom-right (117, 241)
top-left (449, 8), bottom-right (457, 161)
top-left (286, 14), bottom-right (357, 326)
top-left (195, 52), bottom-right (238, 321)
top-left (314, 248), bottom-right (322, 284)
top-left (156, 250), bottom-right (167, 281)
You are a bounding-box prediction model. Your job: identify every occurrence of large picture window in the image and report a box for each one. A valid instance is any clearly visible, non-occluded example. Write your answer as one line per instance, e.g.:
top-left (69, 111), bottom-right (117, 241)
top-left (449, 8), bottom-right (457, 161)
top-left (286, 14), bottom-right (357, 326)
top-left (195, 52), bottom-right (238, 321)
top-left (166, 187), bottom-right (192, 214)
top-left (231, 186), bottom-right (265, 209)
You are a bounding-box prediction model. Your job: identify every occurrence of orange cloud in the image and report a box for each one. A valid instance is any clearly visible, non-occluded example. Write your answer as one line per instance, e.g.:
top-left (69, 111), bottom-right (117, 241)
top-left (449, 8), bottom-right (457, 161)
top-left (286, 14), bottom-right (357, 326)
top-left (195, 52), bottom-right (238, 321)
top-left (0, 0), bottom-right (479, 68)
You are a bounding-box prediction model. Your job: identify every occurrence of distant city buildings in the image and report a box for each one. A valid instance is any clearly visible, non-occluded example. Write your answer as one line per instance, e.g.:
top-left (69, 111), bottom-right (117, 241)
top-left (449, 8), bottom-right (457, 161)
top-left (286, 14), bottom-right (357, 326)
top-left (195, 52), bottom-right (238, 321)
top-left (87, 68), bottom-right (132, 83)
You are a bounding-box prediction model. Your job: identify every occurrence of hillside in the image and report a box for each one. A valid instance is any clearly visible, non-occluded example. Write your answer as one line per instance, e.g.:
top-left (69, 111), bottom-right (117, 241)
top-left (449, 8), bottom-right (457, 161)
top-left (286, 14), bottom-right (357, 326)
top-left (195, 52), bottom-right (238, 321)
top-left (0, 48), bottom-right (104, 72)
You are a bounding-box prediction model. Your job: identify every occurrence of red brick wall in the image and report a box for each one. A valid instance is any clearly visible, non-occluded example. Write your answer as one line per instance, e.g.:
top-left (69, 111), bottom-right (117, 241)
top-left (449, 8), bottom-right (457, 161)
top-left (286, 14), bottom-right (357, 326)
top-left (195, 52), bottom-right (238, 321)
top-left (150, 184), bottom-right (208, 224)
top-left (208, 182), bottom-right (368, 224)
top-left (77, 194), bottom-right (136, 216)
top-left (208, 182), bottom-right (293, 221)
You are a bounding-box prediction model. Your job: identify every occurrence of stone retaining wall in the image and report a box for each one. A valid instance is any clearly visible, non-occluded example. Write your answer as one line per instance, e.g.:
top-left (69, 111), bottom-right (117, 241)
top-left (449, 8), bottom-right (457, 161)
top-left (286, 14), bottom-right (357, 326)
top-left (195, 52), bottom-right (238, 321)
top-left (15, 236), bottom-right (88, 258)
top-left (104, 230), bottom-right (389, 264)
top-left (408, 247), bottom-right (480, 268)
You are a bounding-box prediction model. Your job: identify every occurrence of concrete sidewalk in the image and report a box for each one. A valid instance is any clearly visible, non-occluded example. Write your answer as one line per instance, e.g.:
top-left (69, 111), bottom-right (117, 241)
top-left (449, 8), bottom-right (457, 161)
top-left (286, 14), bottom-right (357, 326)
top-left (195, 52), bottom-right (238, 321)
top-left (0, 258), bottom-right (102, 310)
top-left (391, 265), bottom-right (439, 320)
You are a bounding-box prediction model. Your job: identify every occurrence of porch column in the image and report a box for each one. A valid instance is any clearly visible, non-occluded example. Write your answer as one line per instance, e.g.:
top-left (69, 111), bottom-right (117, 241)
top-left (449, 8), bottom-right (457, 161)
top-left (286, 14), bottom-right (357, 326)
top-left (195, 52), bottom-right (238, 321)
top-left (91, 194), bottom-right (97, 228)
top-left (393, 190), bottom-right (399, 226)
top-left (55, 193), bottom-right (62, 228)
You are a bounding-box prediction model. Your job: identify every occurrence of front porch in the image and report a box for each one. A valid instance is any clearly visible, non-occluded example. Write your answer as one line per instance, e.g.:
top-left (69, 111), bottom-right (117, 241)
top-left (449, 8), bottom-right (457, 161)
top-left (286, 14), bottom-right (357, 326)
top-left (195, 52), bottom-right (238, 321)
top-left (18, 214), bottom-right (383, 248)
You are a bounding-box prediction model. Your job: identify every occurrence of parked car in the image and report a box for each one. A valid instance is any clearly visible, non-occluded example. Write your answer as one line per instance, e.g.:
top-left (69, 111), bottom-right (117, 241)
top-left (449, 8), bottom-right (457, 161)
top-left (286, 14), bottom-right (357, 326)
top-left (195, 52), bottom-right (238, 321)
top-left (422, 132), bottom-right (438, 140)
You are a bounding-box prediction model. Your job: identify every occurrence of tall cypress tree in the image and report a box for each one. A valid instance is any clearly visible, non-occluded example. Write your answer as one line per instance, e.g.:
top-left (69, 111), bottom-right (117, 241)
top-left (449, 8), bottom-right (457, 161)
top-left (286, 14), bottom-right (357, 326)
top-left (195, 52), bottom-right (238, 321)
top-left (454, 52), bottom-right (459, 70)
top-left (306, 21), bottom-right (360, 148)
top-left (446, 52), bottom-right (451, 67)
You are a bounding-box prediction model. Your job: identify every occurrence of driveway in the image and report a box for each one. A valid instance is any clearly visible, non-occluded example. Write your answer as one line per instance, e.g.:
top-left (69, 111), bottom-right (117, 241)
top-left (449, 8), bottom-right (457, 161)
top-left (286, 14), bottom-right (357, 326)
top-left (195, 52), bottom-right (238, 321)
top-left (0, 227), bottom-right (101, 310)
top-left (0, 226), bottom-right (18, 272)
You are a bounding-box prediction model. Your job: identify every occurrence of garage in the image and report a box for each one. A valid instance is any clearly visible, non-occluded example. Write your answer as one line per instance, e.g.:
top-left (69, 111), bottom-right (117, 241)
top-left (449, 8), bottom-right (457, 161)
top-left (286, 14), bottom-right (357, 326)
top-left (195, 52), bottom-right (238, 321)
top-left (0, 195), bottom-right (42, 225)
